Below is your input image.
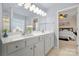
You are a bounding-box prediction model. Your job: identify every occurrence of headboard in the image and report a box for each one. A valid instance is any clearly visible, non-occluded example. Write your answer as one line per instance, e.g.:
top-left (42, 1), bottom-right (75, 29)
top-left (59, 28), bottom-right (73, 32)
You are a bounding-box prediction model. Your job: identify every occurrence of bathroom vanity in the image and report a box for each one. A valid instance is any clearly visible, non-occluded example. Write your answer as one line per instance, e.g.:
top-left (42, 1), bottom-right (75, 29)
top-left (0, 32), bottom-right (54, 56)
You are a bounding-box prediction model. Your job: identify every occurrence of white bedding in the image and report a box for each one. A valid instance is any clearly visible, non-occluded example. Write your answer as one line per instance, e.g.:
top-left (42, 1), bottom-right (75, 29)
top-left (59, 30), bottom-right (76, 40)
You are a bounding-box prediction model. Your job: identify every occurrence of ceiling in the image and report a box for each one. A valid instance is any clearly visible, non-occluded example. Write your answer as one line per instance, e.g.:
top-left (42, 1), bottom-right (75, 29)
top-left (3, 3), bottom-right (78, 11)
top-left (2, 3), bottom-right (53, 12)
top-left (2, 3), bottom-right (78, 16)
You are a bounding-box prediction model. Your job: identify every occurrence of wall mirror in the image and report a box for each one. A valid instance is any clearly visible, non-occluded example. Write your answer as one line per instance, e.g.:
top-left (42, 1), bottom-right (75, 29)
top-left (11, 13), bottom-right (25, 34)
top-left (2, 16), bottom-right (10, 32)
top-left (32, 18), bottom-right (38, 31)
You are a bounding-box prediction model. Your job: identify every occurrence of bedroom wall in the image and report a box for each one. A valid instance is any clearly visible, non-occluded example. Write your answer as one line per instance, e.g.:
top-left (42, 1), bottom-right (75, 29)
top-left (59, 14), bottom-right (77, 32)
top-left (69, 15), bottom-right (77, 32)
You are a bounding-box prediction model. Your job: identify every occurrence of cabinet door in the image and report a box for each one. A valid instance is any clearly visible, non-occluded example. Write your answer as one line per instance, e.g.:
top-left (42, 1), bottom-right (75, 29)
top-left (26, 36), bottom-right (39, 46)
top-left (25, 46), bottom-right (33, 56)
top-left (45, 34), bottom-right (51, 54)
top-left (8, 46), bottom-right (33, 56)
top-left (34, 40), bottom-right (44, 56)
top-left (50, 33), bottom-right (54, 48)
top-left (6, 40), bottom-right (25, 54)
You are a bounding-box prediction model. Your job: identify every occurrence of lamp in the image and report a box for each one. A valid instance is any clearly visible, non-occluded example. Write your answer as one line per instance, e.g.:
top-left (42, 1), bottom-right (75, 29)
top-left (59, 14), bottom-right (64, 19)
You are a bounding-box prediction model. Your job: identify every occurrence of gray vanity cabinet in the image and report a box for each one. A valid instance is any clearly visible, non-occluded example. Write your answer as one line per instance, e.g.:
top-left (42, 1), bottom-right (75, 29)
top-left (26, 37), bottom-right (39, 46)
top-left (6, 40), bottom-right (26, 56)
top-left (25, 46), bottom-right (33, 56)
top-left (8, 46), bottom-right (33, 56)
top-left (0, 32), bottom-right (54, 56)
top-left (34, 35), bottom-right (44, 56)
top-left (44, 34), bottom-right (51, 55)
top-left (50, 33), bottom-right (54, 48)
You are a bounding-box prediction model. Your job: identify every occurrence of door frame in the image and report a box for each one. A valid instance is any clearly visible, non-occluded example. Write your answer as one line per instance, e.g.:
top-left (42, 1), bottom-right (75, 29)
top-left (56, 4), bottom-right (79, 49)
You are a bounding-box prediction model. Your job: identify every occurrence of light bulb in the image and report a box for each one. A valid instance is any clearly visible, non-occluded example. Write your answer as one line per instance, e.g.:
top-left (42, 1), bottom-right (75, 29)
top-left (38, 9), bottom-right (42, 15)
top-left (24, 3), bottom-right (31, 9)
top-left (42, 12), bottom-right (47, 16)
top-left (41, 11), bottom-right (44, 16)
top-left (29, 4), bottom-right (36, 11)
top-left (33, 7), bottom-right (39, 14)
top-left (44, 13), bottom-right (47, 16)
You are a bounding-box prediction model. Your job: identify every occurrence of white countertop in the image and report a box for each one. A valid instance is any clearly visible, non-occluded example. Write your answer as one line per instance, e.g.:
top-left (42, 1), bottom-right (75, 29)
top-left (1, 31), bottom-right (54, 44)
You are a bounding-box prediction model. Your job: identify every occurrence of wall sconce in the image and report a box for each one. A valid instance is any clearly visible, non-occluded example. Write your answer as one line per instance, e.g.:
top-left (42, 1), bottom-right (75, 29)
top-left (59, 14), bottom-right (64, 19)
top-left (59, 14), bottom-right (68, 19)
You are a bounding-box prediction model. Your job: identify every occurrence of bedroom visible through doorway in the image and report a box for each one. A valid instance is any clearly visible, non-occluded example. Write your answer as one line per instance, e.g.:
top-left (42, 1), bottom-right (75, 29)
top-left (58, 7), bottom-right (77, 55)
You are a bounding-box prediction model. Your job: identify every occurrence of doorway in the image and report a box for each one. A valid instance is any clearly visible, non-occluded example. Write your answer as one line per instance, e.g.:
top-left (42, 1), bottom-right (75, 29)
top-left (58, 6), bottom-right (78, 55)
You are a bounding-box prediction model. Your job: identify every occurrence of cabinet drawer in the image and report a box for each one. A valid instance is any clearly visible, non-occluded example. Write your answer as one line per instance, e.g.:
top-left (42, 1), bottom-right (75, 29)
top-left (6, 40), bottom-right (25, 54)
top-left (26, 37), bottom-right (39, 46)
top-left (8, 46), bottom-right (33, 56)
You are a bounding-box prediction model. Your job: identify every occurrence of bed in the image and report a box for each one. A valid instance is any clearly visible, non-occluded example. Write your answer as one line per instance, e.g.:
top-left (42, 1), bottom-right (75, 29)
top-left (59, 28), bottom-right (76, 41)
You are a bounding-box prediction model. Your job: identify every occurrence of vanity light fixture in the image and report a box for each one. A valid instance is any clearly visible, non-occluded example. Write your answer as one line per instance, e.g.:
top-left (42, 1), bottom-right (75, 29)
top-left (18, 3), bottom-right (47, 17)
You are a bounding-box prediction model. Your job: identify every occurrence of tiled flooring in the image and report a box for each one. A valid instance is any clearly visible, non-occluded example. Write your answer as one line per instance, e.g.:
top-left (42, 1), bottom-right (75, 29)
top-left (48, 40), bottom-right (79, 56)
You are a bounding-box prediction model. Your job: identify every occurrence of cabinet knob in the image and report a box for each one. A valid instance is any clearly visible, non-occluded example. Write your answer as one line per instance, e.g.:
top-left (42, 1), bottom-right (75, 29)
top-left (30, 47), bottom-right (32, 50)
top-left (15, 46), bottom-right (18, 48)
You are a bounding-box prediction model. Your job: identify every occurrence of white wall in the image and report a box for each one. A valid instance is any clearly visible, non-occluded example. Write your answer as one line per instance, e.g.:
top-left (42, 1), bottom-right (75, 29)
top-left (47, 3), bottom-right (78, 48)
